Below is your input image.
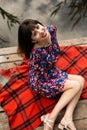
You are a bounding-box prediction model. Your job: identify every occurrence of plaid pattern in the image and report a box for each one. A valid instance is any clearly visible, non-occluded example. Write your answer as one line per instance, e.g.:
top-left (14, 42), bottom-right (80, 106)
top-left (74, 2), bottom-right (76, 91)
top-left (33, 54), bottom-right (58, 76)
top-left (0, 46), bottom-right (87, 130)
top-left (55, 46), bottom-right (87, 99)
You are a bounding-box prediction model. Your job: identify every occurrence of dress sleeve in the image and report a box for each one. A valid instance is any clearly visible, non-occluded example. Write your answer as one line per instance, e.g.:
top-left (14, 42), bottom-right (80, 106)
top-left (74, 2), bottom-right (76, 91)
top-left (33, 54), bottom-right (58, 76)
top-left (46, 25), bottom-right (60, 63)
top-left (47, 25), bottom-right (57, 40)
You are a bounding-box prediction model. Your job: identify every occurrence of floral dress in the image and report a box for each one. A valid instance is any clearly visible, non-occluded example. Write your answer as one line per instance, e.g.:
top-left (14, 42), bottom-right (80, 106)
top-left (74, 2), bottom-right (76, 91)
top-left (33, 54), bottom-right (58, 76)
top-left (28, 25), bottom-right (68, 98)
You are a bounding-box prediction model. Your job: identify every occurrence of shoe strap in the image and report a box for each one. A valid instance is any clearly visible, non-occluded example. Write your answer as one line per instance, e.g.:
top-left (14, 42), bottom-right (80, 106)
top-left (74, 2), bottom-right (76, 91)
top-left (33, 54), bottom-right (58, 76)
top-left (45, 115), bottom-right (54, 122)
top-left (62, 119), bottom-right (72, 129)
top-left (44, 116), bottom-right (54, 129)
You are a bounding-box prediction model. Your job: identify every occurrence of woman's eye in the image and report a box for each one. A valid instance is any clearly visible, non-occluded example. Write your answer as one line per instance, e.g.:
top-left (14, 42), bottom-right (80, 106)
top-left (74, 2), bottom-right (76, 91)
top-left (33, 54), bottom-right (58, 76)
top-left (36, 25), bottom-right (39, 29)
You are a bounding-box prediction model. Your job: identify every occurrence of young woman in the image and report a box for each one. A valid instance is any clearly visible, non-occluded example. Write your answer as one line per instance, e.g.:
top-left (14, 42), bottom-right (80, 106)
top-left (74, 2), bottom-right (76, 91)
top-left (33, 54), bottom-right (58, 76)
top-left (18, 19), bottom-right (85, 130)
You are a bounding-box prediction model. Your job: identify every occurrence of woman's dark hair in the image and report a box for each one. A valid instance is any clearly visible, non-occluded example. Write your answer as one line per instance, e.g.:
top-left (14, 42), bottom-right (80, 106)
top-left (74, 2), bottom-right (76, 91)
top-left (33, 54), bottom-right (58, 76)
top-left (18, 19), bottom-right (43, 59)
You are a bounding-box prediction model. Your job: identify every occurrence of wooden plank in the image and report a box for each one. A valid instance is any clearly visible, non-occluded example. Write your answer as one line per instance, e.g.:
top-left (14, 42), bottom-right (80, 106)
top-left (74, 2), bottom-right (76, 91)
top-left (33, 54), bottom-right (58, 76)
top-left (0, 112), bottom-right (10, 130)
top-left (59, 37), bottom-right (87, 46)
top-left (0, 54), bottom-right (22, 64)
top-left (0, 62), bottom-right (21, 69)
top-left (0, 47), bottom-right (17, 55)
top-left (0, 37), bottom-right (87, 55)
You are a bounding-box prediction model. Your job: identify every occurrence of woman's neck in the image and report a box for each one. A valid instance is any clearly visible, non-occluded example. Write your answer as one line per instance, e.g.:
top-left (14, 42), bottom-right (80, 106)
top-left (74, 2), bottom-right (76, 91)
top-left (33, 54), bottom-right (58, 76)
top-left (34, 39), bottom-right (51, 49)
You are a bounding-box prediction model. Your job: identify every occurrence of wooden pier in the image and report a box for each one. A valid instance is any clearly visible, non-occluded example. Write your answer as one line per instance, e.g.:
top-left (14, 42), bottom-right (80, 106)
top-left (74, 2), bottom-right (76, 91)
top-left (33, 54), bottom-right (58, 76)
top-left (0, 37), bottom-right (87, 130)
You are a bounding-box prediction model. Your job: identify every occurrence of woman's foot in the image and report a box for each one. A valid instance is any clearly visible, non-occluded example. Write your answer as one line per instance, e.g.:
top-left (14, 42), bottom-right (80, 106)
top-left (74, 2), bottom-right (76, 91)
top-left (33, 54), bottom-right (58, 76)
top-left (41, 114), bottom-right (54, 130)
top-left (58, 118), bottom-right (76, 130)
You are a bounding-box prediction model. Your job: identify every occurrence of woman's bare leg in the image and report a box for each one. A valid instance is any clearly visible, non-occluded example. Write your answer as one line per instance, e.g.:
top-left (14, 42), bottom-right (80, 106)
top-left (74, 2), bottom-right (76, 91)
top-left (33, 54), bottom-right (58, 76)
top-left (41, 76), bottom-right (83, 130)
top-left (60, 75), bottom-right (84, 129)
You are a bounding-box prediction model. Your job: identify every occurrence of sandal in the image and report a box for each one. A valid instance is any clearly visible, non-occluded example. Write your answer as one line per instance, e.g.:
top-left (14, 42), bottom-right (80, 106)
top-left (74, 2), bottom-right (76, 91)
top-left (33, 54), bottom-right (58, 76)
top-left (58, 118), bottom-right (76, 130)
top-left (41, 114), bottom-right (54, 130)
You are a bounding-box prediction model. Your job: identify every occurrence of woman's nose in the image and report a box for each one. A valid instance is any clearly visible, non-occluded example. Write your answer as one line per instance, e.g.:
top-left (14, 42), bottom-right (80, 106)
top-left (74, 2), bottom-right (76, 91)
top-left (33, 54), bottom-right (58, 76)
top-left (40, 30), bottom-right (44, 35)
top-left (39, 28), bottom-right (45, 34)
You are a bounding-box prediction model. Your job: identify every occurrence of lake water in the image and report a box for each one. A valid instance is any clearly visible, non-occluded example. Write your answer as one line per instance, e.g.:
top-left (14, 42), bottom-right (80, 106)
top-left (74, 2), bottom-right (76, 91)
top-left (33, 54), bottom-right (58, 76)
top-left (0, 0), bottom-right (87, 48)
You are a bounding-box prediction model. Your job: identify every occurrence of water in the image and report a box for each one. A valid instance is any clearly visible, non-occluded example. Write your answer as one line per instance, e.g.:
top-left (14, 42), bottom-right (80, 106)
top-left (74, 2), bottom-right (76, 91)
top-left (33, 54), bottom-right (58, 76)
top-left (0, 0), bottom-right (87, 48)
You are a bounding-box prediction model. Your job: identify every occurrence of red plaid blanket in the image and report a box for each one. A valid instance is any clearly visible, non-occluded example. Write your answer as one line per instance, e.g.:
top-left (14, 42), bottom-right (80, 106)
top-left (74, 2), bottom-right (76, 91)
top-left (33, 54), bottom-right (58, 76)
top-left (0, 46), bottom-right (87, 130)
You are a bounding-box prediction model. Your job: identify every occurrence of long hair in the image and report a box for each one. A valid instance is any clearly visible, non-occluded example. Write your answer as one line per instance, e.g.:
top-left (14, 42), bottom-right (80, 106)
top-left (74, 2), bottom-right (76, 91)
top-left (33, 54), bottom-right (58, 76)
top-left (18, 19), bottom-right (43, 59)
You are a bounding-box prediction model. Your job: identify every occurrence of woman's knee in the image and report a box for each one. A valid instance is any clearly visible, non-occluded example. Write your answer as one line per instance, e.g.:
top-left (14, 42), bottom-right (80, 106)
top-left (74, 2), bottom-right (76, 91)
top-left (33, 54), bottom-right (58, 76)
top-left (72, 80), bottom-right (81, 91)
top-left (77, 75), bottom-right (85, 89)
top-left (63, 80), bottom-right (81, 92)
top-left (68, 74), bottom-right (85, 89)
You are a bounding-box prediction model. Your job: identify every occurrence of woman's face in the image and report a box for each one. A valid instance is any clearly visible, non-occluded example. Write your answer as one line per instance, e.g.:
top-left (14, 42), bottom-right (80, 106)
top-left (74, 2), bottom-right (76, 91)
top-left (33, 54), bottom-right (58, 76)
top-left (31, 24), bottom-right (50, 43)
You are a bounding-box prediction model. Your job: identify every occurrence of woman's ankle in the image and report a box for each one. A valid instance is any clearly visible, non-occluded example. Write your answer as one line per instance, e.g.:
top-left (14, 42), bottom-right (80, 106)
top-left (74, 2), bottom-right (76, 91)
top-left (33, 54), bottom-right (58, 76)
top-left (60, 117), bottom-right (76, 130)
top-left (48, 113), bottom-right (57, 122)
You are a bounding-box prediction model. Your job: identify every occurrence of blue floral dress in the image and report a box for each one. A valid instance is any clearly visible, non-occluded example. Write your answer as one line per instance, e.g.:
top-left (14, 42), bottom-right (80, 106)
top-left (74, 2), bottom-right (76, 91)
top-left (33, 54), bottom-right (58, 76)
top-left (28, 25), bottom-right (68, 98)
